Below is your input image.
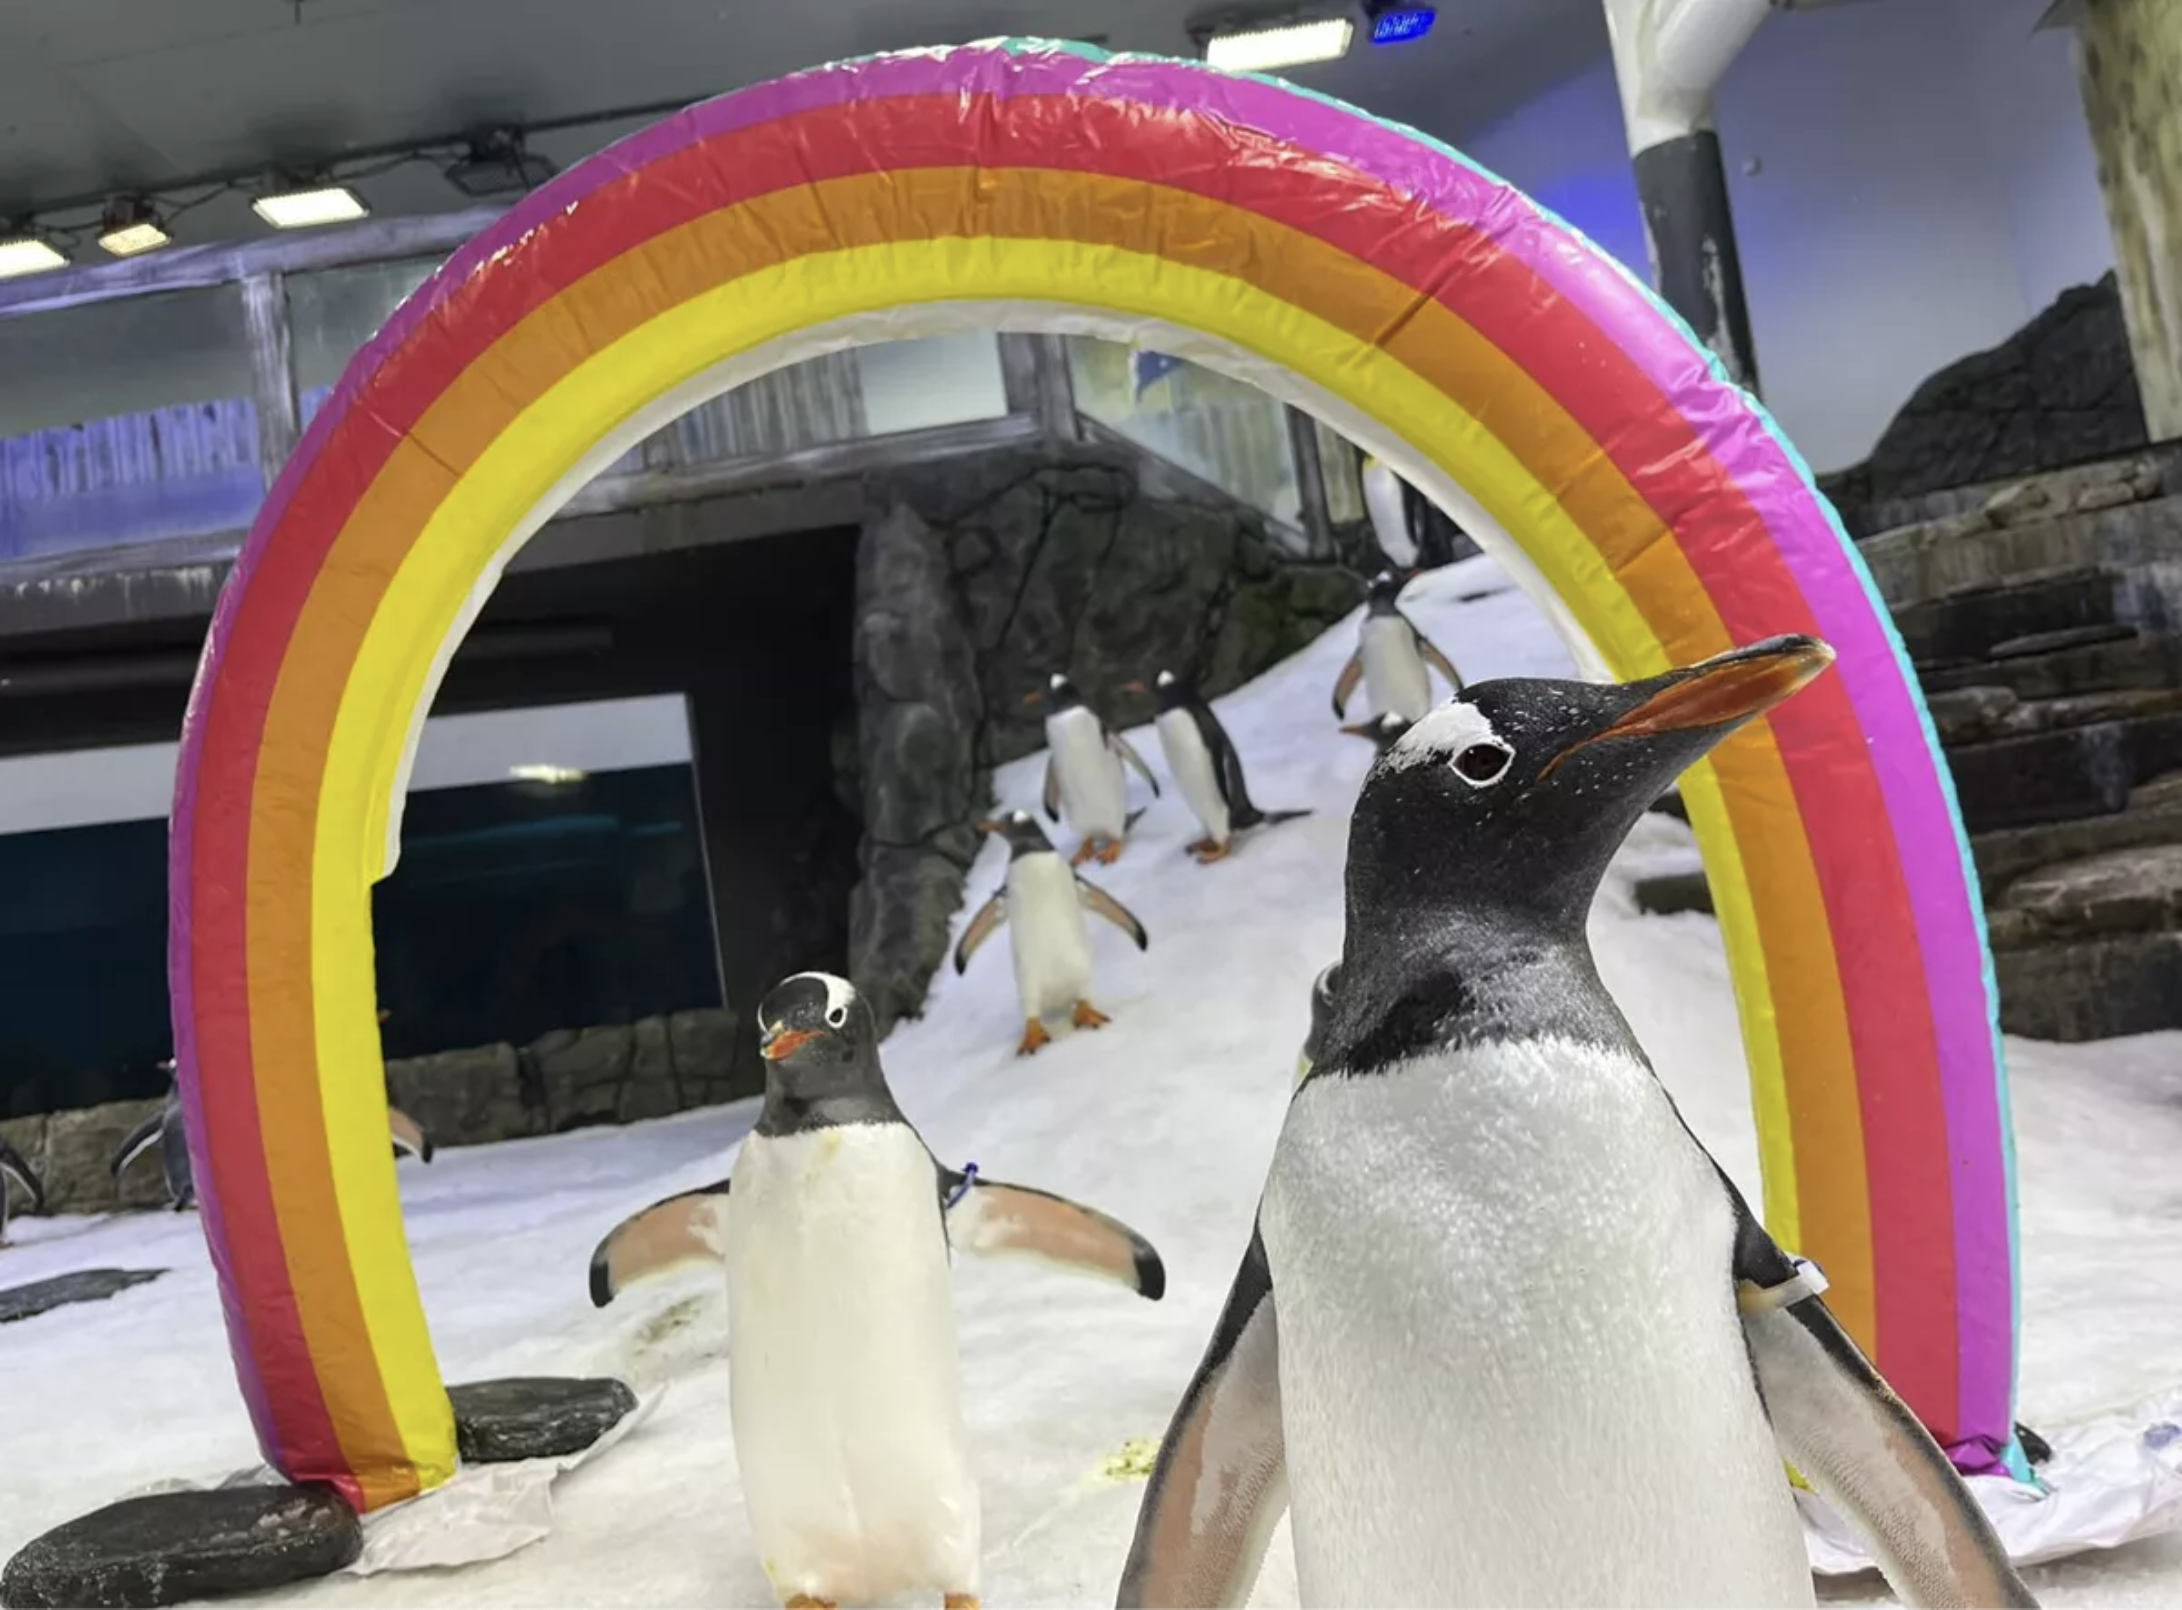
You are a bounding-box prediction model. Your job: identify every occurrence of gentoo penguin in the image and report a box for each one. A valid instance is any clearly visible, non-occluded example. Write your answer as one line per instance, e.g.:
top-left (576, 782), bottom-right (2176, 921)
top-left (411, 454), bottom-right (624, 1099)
top-left (1118, 638), bottom-right (2037, 1610)
top-left (1336, 711), bottom-right (1414, 755)
top-left (1359, 455), bottom-right (1420, 572)
top-left (1034, 672), bottom-right (1159, 865)
top-left (1124, 671), bottom-right (1308, 863)
top-left (1329, 571), bottom-right (1462, 724)
top-left (587, 971), bottom-right (1166, 1610)
top-left (954, 810), bottom-right (1148, 1056)
top-left (113, 1062), bottom-right (432, 1211)
top-left (0, 1133), bottom-right (44, 1244)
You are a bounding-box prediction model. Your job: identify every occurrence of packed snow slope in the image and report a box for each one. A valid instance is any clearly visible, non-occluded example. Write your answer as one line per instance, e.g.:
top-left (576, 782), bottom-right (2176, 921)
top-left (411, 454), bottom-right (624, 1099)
top-left (4, 557), bottom-right (2181, 1606)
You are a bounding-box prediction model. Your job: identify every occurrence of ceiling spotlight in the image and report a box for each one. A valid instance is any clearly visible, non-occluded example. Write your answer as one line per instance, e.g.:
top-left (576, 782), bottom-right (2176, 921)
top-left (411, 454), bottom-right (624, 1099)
top-left (444, 127), bottom-right (557, 199)
top-left (508, 763), bottom-right (587, 785)
top-left (252, 180), bottom-right (368, 230)
top-left (1201, 14), bottom-right (1356, 73)
top-left (97, 196), bottom-right (172, 257)
top-left (0, 227), bottom-right (67, 279)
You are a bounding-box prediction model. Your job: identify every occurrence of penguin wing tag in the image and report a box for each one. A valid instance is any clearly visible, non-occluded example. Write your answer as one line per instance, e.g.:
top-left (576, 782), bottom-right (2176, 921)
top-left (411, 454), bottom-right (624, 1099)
top-left (109, 1112), bottom-right (166, 1180)
top-left (587, 1178), bottom-right (733, 1308)
top-left (1043, 756), bottom-right (1063, 821)
top-left (953, 889), bottom-right (1009, 974)
top-left (939, 1170), bottom-right (1165, 1300)
top-left (0, 1137), bottom-right (44, 1214)
top-left (387, 1106), bottom-right (434, 1164)
top-left (1330, 649), bottom-right (1364, 718)
top-left (1725, 1193), bottom-right (2036, 1608)
top-left (1075, 877), bottom-right (1149, 950)
top-left (1119, 1227), bottom-right (1288, 1610)
top-left (1413, 627), bottom-right (1465, 693)
top-left (1113, 733), bottom-right (1162, 797)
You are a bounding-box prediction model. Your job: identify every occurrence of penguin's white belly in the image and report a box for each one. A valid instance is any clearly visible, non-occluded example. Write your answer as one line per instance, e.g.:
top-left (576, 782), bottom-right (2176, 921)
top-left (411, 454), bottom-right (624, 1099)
top-left (1262, 1039), bottom-right (1812, 1609)
top-left (726, 1125), bottom-right (978, 1602)
top-left (1359, 617), bottom-right (1432, 721)
top-left (1361, 461), bottom-right (1418, 568)
top-left (1048, 708), bottom-right (1128, 839)
top-left (1155, 708), bottom-right (1229, 844)
top-left (1006, 853), bottom-right (1094, 1022)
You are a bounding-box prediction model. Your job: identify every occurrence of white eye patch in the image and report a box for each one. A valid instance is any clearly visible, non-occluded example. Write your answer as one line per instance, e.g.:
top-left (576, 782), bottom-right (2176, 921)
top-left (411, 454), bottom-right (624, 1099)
top-left (1384, 701), bottom-right (1511, 785)
top-left (782, 971), bottom-right (859, 1023)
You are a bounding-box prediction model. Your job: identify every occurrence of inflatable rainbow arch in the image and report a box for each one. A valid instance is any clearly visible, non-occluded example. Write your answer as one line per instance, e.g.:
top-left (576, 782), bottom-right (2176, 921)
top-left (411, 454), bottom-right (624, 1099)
top-left (168, 39), bottom-right (2020, 1508)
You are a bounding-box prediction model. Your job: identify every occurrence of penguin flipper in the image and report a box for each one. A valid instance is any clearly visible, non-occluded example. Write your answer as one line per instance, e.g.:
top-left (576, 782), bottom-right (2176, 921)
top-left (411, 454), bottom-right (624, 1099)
top-left (1728, 1200), bottom-right (2035, 1608)
top-left (1113, 732), bottom-right (1162, 797)
top-left (1043, 757), bottom-right (1062, 822)
top-left (0, 1136), bottom-right (45, 1215)
top-left (110, 1112), bottom-right (166, 1180)
top-left (1413, 626), bottom-right (1465, 693)
top-left (1330, 649), bottom-right (1364, 718)
top-left (387, 1107), bottom-right (434, 1164)
top-left (587, 1179), bottom-right (733, 1308)
top-left (1075, 876), bottom-right (1149, 950)
top-left (953, 889), bottom-right (1008, 974)
top-left (939, 1168), bottom-right (1164, 1299)
top-left (1118, 1226), bottom-right (1286, 1610)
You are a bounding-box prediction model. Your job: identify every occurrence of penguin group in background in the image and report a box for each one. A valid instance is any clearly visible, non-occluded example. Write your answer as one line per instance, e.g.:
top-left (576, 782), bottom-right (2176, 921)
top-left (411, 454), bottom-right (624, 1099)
top-left (0, 1134), bottom-right (44, 1244)
top-left (1034, 672), bottom-right (1160, 865)
top-left (1330, 572), bottom-right (1463, 724)
top-left (1125, 671), bottom-right (1308, 863)
top-left (1336, 711), bottom-right (1414, 756)
top-left (589, 972), bottom-right (1165, 1610)
top-left (955, 811), bottom-right (1148, 1056)
top-left (113, 1057), bottom-right (434, 1211)
top-left (1119, 636), bottom-right (2036, 1609)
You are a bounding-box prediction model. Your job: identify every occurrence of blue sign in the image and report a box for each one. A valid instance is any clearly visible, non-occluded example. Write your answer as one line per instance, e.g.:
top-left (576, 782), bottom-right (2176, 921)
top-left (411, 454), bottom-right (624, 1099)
top-left (1132, 348), bottom-right (1187, 398)
top-left (1371, 7), bottom-right (1436, 45)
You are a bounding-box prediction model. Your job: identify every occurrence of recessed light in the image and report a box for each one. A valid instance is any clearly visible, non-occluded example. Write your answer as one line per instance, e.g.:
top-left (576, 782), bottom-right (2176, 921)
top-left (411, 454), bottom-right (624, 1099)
top-left (98, 197), bottom-right (172, 258)
top-left (1204, 17), bottom-right (1355, 73)
top-left (508, 763), bottom-right (587, 785)
top-left (252, 184), bottom-right (368, 230)
top-left (0, 233), bottom-right (67, 279)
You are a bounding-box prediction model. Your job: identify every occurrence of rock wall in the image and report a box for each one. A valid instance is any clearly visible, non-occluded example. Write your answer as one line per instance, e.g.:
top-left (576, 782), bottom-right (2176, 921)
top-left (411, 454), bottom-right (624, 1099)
top-left (1820, 274), bottom-right (2149, 538)
top-left (850, 443), bottom-right (1363, 1032)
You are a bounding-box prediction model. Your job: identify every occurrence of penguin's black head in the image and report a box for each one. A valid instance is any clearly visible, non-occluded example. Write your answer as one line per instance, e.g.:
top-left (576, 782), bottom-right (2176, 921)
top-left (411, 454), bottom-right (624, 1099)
top-left (1365, 571), bottom-right (1403, 612)
top-left (1350, 636), bottom-right (1834, 938)
top-left (1123, 669), bottom-right (1195, 714)
top-left (977, 808), bottom-right (1056, 859)
top-left (1042, 672), bottom-right (1083, 712)
top-left (755, 972), bottom-right (878, 1089)
top-left (1339, 711), bottom-right (1415, 754)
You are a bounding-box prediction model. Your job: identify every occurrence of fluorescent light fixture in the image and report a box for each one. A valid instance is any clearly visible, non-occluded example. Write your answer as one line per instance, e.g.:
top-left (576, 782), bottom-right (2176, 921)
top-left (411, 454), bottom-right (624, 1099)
top-left (508, 763), bottom-right (587, 785)
top-left (1371, 6), bottom-right (1436, 44)
top-left (98, 197), bottom-right (171, 257)
top-left (1204, 16), bottom-right (1355, 72)
top-left (252, 184), bottom-right (368, 229)
top-left (0, 234), bottom-right (67, 278)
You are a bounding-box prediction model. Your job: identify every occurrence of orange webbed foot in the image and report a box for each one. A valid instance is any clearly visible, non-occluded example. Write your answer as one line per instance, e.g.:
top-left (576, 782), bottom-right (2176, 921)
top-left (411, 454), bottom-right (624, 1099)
top-left (1016, 1019), bottom-right (1052, 1057)
top-left (1072, 1000), bottom-right (1111, 1031)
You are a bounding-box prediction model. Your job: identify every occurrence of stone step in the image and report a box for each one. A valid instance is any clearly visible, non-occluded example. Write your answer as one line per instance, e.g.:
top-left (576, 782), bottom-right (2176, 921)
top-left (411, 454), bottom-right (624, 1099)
top-left (1995, 931), bottom-right (2182, 1041)
top-left (1918, 626), bottom-right (2182, 701)
top-left (1865, 485), bottom-right (2182, 627)
top-left (1891, 566), bottom-right (2122, 668)
top-left (1943, 712), bottom-right (2182, 833)
top-left (1973, 783), bottom-right (2182, 889)
top-left (1925, 684), bottom-right (2182, 747)
top-left (1857, 445), bottom-right (2182, 538)
top-left (1988, 842), bottom-right (2182, 947)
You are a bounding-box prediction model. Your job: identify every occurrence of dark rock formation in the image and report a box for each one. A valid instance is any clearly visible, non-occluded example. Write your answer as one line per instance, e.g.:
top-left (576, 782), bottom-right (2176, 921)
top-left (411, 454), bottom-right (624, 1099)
top-left (448, 1377), bottom-right (639, 1464)
top-left (0, 1485), bottom-right (359, 1609)
top-left (1822, 274), bottom-right (2148, 538)
top-left (0, 1269), bottom-right (165, 1325)
top-left (848, 444), bottom-right (1361, 1032)
top-left (0, 1102), bottom-right (167, 1217)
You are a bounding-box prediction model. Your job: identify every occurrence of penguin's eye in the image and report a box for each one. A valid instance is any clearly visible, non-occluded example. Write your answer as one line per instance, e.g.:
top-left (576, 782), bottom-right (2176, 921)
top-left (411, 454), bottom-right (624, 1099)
top-left (1451, 742), bottom-right (1513, 788)
top-left (825, 1005), bottom-right (848, 1028)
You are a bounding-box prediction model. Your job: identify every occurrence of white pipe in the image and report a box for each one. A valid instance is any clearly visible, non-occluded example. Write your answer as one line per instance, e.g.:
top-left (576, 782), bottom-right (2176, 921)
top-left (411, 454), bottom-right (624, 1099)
top-left (1603, 0), bottom-right (1774, 154)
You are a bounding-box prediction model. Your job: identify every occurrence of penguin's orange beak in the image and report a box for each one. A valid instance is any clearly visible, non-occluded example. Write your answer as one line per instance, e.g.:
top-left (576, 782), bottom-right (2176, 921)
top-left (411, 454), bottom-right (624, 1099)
top-left (974, 818), bottom-right (1007, 835)
top-left (760, 1027), bottom-right (823, 1062)
top-left (1338, 721), bottom-right (1377, 739)
top-left (1120, 680), bottom-right (1149, 696)
top-left (1021, 690), bottom-right (1045, 707)
top-left (1601, 636), bottom-right (1835, 740)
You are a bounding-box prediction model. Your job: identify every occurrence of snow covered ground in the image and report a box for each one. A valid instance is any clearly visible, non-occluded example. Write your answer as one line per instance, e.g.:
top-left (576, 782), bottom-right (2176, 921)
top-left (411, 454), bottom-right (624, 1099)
top-left (4, 556), bottom-right (2180, 1606)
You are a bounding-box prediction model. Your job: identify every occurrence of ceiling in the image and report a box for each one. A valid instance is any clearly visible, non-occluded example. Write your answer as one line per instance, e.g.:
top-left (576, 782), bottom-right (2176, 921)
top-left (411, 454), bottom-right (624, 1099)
top-left (0, 0), bottom-right (1607, 251)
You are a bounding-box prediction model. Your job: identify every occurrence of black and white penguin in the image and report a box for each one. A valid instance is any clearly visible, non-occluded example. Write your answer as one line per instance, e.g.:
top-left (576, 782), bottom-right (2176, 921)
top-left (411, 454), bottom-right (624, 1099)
top-left (0, 1133), bottom-right (44, 1244)
top-left (1359, 455), bottom-right (1420, 572)
top-left (1034, 672), bottom-right (1160, 865)
top-left (1118, 637), bottom-right (2036, 1609)
top-left (1336, 711), bottom-right (1414, 755)
top-left (955, 810), bottom-right (1148, 1056)
top-left (1329, 572), bottom-right (1462, 724)
top-left (114, 1063), bottom-right (431, 1212)
top-left (587, 971), bottom-right (1165, 1610)
top-left (1124, 671), bottom-right (1308, 863)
